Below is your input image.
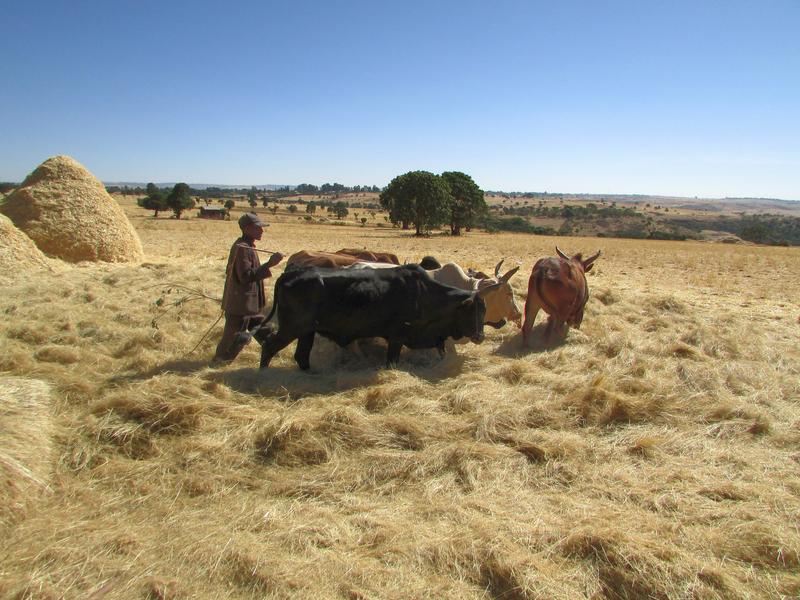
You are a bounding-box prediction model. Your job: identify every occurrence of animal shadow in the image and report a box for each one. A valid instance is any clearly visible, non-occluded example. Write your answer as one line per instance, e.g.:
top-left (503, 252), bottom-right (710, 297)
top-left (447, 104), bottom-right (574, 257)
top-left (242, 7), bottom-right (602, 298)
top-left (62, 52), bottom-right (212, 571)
top-left (106, 358), bottom-right (210, 386)
top-left (209, 337), bottom-right (470, 399)
top-left (493, 323), bottom-right (567, 358)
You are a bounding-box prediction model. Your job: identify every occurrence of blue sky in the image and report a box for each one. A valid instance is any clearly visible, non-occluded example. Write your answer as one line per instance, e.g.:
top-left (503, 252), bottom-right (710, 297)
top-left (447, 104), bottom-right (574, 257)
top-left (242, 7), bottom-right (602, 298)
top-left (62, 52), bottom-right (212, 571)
top-left (1, 0), bottom-right (798, 199)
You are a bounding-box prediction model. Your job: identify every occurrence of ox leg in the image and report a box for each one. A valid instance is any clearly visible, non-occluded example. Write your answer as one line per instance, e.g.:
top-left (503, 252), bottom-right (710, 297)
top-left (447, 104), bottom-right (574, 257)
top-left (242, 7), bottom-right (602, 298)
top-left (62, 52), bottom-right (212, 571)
top-left (544, 317), bottom-right (563, 341)
top-left (293, 333), bottom-right (315, 371)
top-left (522, 305), bottom-right (540, 347)
top-left (259, 331), bottom-right (296, 369)
top-left (386, 342), bottom-right (402, 368)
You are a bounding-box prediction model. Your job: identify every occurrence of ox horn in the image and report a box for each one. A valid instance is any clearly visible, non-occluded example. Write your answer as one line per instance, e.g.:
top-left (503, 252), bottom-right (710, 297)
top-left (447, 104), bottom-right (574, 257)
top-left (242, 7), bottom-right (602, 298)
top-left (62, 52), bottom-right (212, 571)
top-left (477, 281), bottom-right (503, 298)
top-left (500, 265), bottom-right (520, 282)
top-left (582, 250), bottom-right (602, 272)
top-left (494, 258), bottom-right (505, 278)
top-left (555, 246), bottom-right (570, 260)
top-left (584, 250), bottom-right (601, 265)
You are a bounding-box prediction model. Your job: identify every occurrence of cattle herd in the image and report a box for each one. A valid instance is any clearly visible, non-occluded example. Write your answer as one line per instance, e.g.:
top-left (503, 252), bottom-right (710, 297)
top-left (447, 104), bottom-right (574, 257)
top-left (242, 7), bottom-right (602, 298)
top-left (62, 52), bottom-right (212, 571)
top-left (250, 247), bottom-right (600, 370)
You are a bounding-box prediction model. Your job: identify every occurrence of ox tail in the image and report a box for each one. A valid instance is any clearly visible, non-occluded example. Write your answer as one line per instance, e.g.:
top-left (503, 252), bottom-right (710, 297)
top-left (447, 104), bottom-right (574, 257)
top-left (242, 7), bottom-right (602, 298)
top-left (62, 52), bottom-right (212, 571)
top-left (534, 267), bottom-right (560, 318)
top-left (264, 292), bottom-right (278, 324)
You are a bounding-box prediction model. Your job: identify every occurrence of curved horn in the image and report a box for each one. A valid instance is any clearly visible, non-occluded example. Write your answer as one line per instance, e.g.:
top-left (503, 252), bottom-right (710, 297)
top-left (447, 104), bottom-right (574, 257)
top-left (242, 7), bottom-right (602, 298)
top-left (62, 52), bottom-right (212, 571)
top-left (555, 246), bottom-right (570, 260)
top-left (500, 265), bottom-right (520, 282)
top-left (584, 250), bottom-right (601, 266)
top-left (477, 281), bottom-right (503, 299)
top-left (582, 250), bottom-right (601, 272)
top-left (494, 258), bottom-right (505, 278)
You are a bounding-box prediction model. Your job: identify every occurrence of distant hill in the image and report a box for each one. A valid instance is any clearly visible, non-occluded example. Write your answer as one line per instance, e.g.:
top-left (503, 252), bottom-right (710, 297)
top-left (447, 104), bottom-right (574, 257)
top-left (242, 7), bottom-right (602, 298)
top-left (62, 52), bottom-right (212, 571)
top-left (486, 192), bottom-right (800, 215)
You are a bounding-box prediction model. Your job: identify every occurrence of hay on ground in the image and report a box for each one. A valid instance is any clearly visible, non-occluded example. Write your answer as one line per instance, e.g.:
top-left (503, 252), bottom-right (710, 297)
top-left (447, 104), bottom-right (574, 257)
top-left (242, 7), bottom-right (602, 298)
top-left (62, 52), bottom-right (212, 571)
top-left (0, 155), bottom-right (144, 263)
top-left (0, 377), bottom-right (54, 530)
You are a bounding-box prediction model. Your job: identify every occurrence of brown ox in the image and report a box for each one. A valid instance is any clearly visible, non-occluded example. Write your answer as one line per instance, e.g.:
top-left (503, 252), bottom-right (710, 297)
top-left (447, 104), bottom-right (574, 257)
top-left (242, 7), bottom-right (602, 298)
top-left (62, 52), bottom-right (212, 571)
top-left (522, 247), bottom-right (601, 345)
top-left (285, 250), bottom-right (383, 270)
top-left (335, 248), bottom-right (400, 265)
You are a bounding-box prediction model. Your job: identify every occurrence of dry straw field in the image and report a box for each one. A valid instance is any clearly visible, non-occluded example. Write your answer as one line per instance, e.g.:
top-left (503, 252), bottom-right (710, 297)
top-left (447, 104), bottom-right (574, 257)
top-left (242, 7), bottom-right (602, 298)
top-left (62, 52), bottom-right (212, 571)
top-left (2, 197), bottom-right (800, 599)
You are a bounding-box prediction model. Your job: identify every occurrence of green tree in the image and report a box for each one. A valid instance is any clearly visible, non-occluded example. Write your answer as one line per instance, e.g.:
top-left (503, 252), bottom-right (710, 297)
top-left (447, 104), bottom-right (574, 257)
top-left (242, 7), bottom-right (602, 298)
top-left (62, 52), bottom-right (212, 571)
top-left (296, 183), bottom-right (319, 195)
top-left (224, 199), bottom-right (235, 210)
top-left (333, 201), bottom-right (349, 220)
top-left (740, 222), bottom-right (769, 244)
top-left (440, 171), bottom-right (485, 235)
top-left (306, 201), bottom-right (317, 214)
top-left (288, 204), bottom-right (298, 214)
top-left (380, 171), bottom-right (453, 235)
top-left (166, 183), bottom-right (195, 219)
top-left (247, 187), bottom-right (258, 208)
top-left (137, 183), bottom-right (168, 217)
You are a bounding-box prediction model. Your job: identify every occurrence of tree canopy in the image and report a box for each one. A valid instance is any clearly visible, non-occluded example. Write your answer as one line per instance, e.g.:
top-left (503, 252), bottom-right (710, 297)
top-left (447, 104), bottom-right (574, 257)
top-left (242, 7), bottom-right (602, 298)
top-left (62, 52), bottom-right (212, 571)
top-left (441, 171), bottom-right (486, 236)
top-left (137, 183), bottom-right (168, 217)
top-left (166, 183), bottom-right (195, 219)
top-left (380, 171), bottom-right (453, 235)
top-left (333, 201), bottom-right (349, 220)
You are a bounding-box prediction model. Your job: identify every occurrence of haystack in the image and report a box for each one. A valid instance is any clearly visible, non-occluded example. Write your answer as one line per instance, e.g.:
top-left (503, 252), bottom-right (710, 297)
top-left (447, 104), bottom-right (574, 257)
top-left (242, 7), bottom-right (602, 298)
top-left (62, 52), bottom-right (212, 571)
top-left (0, 213), bottom-right (50, 274)
top-left (0, 155), bottom-right (144, 262)
top-left (0, 377), bottom-right (54, 530)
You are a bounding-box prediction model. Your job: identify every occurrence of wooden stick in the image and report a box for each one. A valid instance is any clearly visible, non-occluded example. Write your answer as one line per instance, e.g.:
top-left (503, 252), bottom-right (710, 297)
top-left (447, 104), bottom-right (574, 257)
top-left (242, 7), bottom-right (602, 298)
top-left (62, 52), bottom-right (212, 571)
top-left (234, 244), bottom-right (281, 255)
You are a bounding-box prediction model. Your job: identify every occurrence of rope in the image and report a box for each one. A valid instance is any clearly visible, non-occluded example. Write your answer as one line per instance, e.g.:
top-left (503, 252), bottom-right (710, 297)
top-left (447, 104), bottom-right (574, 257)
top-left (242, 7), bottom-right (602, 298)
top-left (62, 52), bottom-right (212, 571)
top-left (185, 311), bottom-right (224, 356)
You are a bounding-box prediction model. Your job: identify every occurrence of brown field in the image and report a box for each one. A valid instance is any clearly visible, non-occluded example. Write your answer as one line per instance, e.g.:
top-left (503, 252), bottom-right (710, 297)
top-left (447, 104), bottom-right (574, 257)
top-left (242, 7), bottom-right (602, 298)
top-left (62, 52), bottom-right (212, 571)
top-left (2, 197), bottom-right (800, 599)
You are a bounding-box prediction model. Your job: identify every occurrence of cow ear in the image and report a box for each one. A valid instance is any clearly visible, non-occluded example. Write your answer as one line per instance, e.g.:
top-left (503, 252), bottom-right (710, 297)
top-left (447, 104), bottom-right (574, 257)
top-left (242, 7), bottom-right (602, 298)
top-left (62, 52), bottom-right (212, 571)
top-left (500, 266), bottom-right (520, 282)
top-left (477, 282), bottom-right (502, 298)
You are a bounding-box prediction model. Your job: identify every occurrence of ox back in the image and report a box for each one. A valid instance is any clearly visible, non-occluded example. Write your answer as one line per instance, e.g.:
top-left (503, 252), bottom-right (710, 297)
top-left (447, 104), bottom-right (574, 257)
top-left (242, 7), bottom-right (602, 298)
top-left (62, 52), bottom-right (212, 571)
top-left (335, 248), bottom-right (400, 265)
top-left (258, 264), bottom-right (487, 369)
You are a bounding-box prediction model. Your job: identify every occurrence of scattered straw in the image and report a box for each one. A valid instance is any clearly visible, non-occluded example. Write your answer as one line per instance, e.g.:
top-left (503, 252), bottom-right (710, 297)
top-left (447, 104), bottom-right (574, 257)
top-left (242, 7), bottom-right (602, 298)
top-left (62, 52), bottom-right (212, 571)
top-left (0, 377), bottom-right (53, 531)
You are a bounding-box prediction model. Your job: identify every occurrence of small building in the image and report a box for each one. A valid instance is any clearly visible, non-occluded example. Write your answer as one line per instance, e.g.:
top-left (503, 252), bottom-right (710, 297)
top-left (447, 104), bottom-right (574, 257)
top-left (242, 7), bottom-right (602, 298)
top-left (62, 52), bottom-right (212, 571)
top-left (198, 206), bottom-right (229, 220)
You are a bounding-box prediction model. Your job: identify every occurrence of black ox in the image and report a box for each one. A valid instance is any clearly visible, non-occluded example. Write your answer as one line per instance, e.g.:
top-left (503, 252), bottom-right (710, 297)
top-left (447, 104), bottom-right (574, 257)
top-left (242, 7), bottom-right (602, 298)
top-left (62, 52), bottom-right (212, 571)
top-left (255, 264), bottom-right (500, 369)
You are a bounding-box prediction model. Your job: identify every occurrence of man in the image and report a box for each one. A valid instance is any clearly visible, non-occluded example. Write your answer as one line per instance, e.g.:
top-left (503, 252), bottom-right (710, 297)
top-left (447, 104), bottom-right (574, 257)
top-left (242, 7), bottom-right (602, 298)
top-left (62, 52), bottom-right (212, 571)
top-left (213, 212), bottom-right (283, 364)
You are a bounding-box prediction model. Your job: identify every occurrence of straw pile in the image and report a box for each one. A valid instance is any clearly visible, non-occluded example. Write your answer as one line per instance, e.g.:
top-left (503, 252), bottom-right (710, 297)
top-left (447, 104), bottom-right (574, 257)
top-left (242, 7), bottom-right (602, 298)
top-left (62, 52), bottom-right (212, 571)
top-left (0, 377), bottom-right (54, 531)
top-left (0, 155), bottom-right (144, 263)
top-left (0, 214), bottom-right (50, 275)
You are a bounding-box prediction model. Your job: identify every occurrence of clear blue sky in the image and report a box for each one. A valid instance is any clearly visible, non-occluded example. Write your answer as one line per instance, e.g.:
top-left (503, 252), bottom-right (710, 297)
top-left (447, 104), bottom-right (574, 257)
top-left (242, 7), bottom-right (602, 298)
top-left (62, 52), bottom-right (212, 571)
top-left (2, 0), bottom-right (798, 199)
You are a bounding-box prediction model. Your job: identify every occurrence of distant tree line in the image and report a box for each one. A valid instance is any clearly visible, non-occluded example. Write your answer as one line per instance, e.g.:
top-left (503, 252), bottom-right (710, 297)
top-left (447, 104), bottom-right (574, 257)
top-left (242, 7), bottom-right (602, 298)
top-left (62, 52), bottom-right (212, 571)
top-left (497, 202), bottom-right (639, 220)
top-left (111, 182), bottom-right (383, 199)
top-left (295, 183), bottom-right (381, 195)
top-left (667, 214), bottom-right (800, 245)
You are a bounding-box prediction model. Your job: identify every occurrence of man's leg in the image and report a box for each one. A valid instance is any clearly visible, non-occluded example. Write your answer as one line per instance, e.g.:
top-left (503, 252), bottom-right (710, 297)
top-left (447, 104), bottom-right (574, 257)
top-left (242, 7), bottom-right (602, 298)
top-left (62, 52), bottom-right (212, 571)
top-left (213, 314), bottom-right (246, 363)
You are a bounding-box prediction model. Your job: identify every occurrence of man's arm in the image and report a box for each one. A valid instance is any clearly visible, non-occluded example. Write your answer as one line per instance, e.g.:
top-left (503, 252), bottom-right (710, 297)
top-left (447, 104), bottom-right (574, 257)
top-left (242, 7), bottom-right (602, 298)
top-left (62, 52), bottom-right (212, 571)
top-left (233, 247), bottom-right (283, 283)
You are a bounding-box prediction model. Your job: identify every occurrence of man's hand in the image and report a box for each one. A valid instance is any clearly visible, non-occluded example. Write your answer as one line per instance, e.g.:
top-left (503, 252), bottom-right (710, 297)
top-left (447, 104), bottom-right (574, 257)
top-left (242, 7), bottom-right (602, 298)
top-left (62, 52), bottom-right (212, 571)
top-left (265, 252), bottom-right (284, 268)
